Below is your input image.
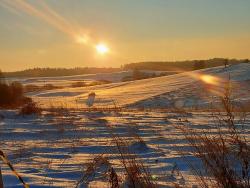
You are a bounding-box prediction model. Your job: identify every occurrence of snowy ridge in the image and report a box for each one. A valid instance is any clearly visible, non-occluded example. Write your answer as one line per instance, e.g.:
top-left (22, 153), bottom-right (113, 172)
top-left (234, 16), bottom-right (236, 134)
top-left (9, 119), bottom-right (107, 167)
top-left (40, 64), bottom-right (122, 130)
top-left (31, 63), bottom-right (250, 109)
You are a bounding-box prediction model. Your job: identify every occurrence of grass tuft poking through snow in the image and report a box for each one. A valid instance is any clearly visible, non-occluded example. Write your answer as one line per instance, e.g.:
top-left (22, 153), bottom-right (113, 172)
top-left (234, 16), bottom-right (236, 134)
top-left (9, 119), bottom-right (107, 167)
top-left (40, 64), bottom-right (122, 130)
top-left (177, 78), bottom-right (250, 188)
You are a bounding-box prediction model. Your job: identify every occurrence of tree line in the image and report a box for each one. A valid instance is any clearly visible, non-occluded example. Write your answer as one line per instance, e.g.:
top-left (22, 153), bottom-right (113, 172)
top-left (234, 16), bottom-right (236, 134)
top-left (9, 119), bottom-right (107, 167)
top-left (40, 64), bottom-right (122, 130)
top-left (122, 58), bottom-right (249, 71)
top-left (1, 58), bottom-right (249, 78)
top-left (3, 67), bottom-right (120, 78)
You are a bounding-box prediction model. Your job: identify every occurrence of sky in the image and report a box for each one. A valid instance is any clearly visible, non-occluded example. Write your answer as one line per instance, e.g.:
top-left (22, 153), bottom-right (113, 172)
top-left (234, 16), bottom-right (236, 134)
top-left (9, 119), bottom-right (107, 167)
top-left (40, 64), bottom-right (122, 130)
top-left (0, 0), bottom-right (250, 71)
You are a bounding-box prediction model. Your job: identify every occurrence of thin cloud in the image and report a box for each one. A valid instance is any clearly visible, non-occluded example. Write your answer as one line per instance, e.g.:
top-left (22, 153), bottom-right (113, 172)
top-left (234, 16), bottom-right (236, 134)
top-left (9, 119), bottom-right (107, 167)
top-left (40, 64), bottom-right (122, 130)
top-left (0, 0), bottom-right (92, 45)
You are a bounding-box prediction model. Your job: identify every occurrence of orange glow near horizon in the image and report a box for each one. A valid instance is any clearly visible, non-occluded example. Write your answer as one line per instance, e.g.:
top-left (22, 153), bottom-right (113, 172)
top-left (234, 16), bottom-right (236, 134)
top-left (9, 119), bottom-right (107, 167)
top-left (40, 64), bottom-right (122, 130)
top-left (0, 0), bottom-right (250, 71)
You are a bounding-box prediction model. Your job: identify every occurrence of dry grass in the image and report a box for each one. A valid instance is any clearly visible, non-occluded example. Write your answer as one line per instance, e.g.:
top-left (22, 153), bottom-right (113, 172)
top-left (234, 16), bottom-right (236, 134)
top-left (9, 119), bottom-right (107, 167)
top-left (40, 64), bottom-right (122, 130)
top-left (75, 117), bottom-right (156, 188)
top-left (75, 155), bottom-right (112, 187)
top-left (111, 133), bottom-right (156, 188)
top-left (177, 79), bottom-right (250, 188)
top-left (0, 81), bottom-right (32, 109)
top-left (0, 166), bottom-right (3, 188)
top-left (108, 167), bottom-right (119, 188)
top-left (19, 102), bottom-right (42, 115)
top-left (0, 150), bottom-right (29, 188)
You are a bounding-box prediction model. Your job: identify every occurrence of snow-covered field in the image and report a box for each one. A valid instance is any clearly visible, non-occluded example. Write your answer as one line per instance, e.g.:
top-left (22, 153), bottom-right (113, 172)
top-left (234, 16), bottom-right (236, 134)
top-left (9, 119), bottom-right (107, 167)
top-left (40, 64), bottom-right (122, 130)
top-left (1, 110), bottom-right (248, 187)
top-left (30, 63), bottom-right (250, 109)
top-left (7, 70), bottom-right (172, 87)
top-left (1, 63), bottom-right (250, 187)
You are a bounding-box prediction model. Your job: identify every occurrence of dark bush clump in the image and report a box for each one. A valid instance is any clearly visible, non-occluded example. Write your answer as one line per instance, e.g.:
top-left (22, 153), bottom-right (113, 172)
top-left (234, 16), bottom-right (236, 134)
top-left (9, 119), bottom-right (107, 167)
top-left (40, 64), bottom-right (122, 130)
top-left (43, 84), bottom-right (59, 90)
top-left (71, 81), bottom-right (86, 88)
top-left (24, 84), bottom-right (40, 92)
top-left (24, 84), bottom-right (61, 93)
top-left (19, 102), bottom-right (42, 115)
top-left (0, 81), bottom-right (31, 108)
top-left (88, 80), bottom-right (111, 86)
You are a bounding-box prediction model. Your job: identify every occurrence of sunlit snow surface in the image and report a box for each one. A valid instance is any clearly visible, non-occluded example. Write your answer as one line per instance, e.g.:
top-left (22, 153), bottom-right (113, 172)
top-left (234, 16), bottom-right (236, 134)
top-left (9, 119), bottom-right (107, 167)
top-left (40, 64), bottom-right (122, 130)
top-left (1, 63), bottom-right (250, 187)
top-left (28, 63), bottom-right (250, 109)
top-left (1, 110), bottom-right (249, 187)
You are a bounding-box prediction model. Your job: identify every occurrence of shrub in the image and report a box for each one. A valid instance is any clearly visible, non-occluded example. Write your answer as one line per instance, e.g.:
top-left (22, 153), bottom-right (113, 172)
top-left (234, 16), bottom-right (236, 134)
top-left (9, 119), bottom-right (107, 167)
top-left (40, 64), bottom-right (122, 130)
top-left (0, 81), bottom-right (31, 108)
top-left (19, 102), bottom-right (42, 115)
top-left (0, 83), bottom-right (11, 104)
top-left (10, 82), bottom-right (24, 101)
top-left (71, 81), bottom-right (86, 88)
top-left (193, 60), bottom-right (206, 70)
top-left (97, 80), bottom-right (111, 84)
top-left (88, 80), bottom-right (111, 86)
top-left (122, 76), bottom-right (132, 82)
top-left (0, 70), bottom-right (4, 81)
top-left (178, 79), bottom-right (250, 188)
top-left (24, 84), bottom-right (40, 92)
top-left (43, 84), bottom-right (59, 90)
top-left (25, 84), bottom-right (61, 93)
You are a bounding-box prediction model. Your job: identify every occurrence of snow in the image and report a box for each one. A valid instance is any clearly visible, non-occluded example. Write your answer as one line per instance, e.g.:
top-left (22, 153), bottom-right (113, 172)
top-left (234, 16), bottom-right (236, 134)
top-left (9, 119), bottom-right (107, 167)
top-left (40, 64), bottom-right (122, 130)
top-left (30, 63), bottom-right (250, 109)
top-left (0, 63), bottom-right (250, 187)
top-left (1, 110), bottom-right (249, 187)
top-left (7, 70), bottom-right (170, 87)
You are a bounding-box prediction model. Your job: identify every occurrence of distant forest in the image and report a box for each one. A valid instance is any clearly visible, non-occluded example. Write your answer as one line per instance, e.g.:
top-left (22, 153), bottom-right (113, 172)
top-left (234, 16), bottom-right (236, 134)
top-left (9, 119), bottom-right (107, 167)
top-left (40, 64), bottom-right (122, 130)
top-left (3, 67), bottom-right (120, 78)
top-left (2, 58), bottom-right (249, 78)
top-left (122, 58), bottom-right (249, 71)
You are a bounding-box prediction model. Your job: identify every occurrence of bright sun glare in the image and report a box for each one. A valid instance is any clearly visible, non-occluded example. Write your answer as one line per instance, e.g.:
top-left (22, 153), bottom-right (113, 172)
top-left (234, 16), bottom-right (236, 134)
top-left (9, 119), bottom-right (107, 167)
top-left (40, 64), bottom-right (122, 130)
top-left (200, 75), bottom-right (219, 85)
top-left (96, 43), bottom-right (109, 55)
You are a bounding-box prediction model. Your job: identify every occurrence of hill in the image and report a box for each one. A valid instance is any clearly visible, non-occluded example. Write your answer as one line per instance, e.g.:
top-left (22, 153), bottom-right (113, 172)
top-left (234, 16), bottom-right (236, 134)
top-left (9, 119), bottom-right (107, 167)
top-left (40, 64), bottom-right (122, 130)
top-left (32, 63), bottom-right (250, 109)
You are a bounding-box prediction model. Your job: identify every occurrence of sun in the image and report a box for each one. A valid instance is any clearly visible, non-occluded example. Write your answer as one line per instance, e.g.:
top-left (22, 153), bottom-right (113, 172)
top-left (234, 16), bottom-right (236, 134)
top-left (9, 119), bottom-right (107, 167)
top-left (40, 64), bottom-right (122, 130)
top-left (96, 43), bottom-right (109, 55)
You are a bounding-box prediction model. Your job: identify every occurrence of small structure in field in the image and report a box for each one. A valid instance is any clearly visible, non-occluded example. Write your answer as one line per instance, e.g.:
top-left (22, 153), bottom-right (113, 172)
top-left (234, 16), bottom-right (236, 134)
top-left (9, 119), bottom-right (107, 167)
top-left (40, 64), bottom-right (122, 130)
top-left (86, 92), bottom-right (96, 107)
